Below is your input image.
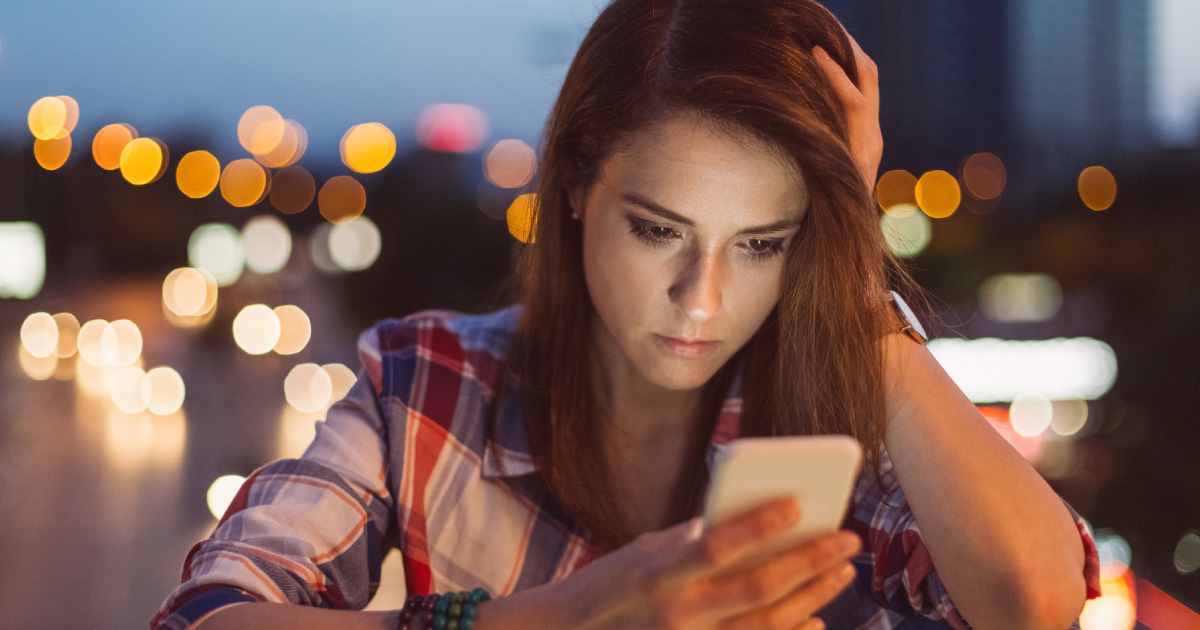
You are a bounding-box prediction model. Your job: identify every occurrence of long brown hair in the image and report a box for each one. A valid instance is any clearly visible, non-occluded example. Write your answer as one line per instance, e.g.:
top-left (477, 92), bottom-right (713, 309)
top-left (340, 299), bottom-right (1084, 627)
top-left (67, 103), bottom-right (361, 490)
top-left (501, 0), bottom-right (924, 553)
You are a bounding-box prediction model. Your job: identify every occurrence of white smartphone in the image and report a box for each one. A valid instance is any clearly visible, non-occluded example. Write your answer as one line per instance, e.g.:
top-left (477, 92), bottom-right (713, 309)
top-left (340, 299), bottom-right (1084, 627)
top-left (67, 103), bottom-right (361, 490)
top-left (702, 435), bottom-right (863, 574)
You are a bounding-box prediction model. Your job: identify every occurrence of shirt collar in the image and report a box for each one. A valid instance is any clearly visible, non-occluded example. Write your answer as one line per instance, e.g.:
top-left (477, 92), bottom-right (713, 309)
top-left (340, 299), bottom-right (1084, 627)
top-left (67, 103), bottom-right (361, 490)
top-left (481, 357), bottom-right (745, 479)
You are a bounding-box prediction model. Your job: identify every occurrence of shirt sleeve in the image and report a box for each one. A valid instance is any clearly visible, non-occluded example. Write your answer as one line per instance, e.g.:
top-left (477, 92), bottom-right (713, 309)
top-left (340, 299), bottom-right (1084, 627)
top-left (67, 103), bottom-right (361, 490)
top-left (149, 325), bottom-right (397, 630)
top-left (843, 446), bottom-right (1102, 630)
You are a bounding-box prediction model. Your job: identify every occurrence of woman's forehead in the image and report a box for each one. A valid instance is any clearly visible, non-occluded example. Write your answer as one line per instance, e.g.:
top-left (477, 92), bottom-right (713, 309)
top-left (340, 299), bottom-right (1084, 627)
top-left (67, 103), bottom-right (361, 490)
top-left (599, 116), bottom-right (809, 220)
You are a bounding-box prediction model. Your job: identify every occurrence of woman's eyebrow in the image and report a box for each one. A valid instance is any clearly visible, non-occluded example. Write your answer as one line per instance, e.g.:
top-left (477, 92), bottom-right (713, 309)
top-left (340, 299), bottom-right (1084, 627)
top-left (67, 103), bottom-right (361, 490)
top-left (621, 192), bottom-right (802, 235)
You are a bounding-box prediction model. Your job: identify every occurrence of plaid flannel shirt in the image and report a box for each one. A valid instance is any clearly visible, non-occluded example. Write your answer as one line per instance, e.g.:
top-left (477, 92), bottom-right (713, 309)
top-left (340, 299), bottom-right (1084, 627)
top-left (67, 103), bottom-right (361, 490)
top-left (151, 305), bottom-right (1100, 630)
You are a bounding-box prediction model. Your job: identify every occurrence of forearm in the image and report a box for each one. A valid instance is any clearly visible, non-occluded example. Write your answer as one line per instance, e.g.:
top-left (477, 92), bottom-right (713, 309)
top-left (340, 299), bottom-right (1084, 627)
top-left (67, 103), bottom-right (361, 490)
top-left (194, 603), bottom-right (399, 630)
top-left (880, 333), bottom-right (1087, 630)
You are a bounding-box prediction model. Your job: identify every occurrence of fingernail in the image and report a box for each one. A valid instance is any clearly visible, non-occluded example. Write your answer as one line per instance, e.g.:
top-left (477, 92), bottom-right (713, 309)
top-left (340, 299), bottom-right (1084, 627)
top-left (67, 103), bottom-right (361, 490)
top-left (776, 499), bottom-right (800, 526)
top-left (813, 45), bottom-right (828, 60)
top-left (839, 563), bottom-right (856, 582)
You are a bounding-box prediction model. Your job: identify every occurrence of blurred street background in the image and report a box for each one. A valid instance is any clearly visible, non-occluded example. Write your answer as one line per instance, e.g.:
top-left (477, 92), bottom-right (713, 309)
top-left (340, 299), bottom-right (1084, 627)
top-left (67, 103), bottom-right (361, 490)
top-left (1, 1), bottom-right (1198, 628)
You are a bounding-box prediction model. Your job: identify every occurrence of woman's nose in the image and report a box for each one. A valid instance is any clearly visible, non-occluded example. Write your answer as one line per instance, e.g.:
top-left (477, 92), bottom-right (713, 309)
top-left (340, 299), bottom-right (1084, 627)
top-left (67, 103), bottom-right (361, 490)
top-left (669, 248), bottom-right (723, 323)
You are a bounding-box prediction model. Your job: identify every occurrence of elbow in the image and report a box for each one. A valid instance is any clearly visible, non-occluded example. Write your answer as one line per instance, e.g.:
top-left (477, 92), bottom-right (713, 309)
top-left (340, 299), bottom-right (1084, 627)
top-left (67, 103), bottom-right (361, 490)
top-left (1007, 569), bottom-right (1088, 630)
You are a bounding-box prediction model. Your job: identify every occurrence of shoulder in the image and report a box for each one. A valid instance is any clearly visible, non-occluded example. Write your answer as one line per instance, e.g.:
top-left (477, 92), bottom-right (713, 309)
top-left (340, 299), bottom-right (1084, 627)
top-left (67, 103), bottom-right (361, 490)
top-left (357, 304), bottom-right (525, 403)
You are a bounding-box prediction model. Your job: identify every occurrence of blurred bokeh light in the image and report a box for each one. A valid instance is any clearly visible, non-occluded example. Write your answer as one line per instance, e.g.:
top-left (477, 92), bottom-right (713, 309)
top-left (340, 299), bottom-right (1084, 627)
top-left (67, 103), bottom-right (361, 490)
top-left (329, 216), bottom-right (382, 271)
top-left (268, 164), bottom-right (316, 215)
top-left (92, 123), bottom-right (137, 170)
top-left (271, 305), bottom-right (311, 355)
top-left (507, 193), bottom-right (538, 243)
top-left (188, 223), bottom-right (245, 286)
top-left (1079, 165), bottom-right (1118, 211)
top-left (318, 175), bottom-right (366, 224)
top-left (484, 139), bottom-right (537, 188)
top-left (220, 158), bottom-right (271, 207)
top-left (340, 122), bottom-right (396, 173)
top-left (242, 215), bottom-right (292, 275)
top-left (0, 222), bottom-right (46, 299)
top-left (915, 170), bottom-right (961, 218)
top-left (979, 273), bottom-right (1063, 323)
top-left (416, 103), bottom-right (488, 153)
top-left (176, 150), bottom-right (221, 198)
top-left (232, 304), bottom-right (281, 355)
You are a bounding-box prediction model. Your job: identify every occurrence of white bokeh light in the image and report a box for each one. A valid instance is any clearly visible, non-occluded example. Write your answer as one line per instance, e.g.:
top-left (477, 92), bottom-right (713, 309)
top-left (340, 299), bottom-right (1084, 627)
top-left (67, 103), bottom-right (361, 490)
top-left (188, 223), bottom-right (245, 286)
top-left (242, 215), bottom-right (292, 274)
top-left (206, 474), bottom-right (247, 519)
top-left (284, 363), bottom-right (333, 413)
top-left (232, 305), bottom-right (281, 355)
top-left (329, 216), bottom-right (382, 272)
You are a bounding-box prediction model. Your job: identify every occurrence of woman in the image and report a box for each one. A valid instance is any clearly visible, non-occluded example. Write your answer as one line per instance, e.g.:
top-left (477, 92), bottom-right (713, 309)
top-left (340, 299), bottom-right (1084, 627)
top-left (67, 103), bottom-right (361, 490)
top-left (152, 0), bottom-right (1100, 628)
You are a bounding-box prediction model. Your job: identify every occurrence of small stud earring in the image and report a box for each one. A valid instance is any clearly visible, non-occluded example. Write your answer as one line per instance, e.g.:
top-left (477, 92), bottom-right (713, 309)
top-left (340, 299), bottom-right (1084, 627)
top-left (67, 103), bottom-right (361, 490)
top-left (571, 212), bottom-right (580, 220)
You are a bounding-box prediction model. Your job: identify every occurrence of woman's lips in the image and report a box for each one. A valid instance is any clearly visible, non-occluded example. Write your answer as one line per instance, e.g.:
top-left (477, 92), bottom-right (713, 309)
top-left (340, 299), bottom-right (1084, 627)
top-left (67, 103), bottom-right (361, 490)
top-left (655, 334), bottom-right (718, 358)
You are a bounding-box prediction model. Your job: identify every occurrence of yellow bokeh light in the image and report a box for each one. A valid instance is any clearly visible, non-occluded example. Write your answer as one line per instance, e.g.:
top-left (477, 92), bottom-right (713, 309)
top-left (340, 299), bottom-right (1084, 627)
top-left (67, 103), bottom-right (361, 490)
top-left (18, 343), bottom-right (57, 380)
top-left (120, 137), bottom-right (169, 186)
top-left (238, 105), bottom-right (284, 155)
top-left (232, 304), bottom-right (281, 355)
top-left (255, 119), bottom-right (307, 169)
top-left (875, 169), bottom-right (918, 213)
top-left (285, 363), bottom-right (333, 413)
top-left (318, 176), bottom-right (367, 224)
top-left (92, 123), bottom-right (138, 170)
top-left (484, 139), bottom-right (537, 189)
top-left (176, 150), bottom-right (221, 198)
top-left (57, 95), bottom-right (80, 135)
top-left (141, 366), bottom-right (186, 415)
top-left (20, 312), bottom-right (58, 358)
top-left (507, 193), bottom-right (539, 243)
top-left (109, 319), bottom-right (143, 368)
top-left (961, 152), bottom-right (1007, 200)
top-left (915, 170), bottom-right (961, 219)
top-left (220, 158), bottom-right (270, 207)
top-left (27, 96), bottom-right (67, 140)
top-left (78, 319), bottom-right (118, 367)
top-left (269, 165), bottom-right (316, 215)
top-left (272, 305), bottom-right (311, 355)
top-left (34, 135), bottom-right (72, 170)
top-left (1078, 166), bottom-right (1117, 211)
top-left (340, 123), bottom-right (396, 174)
top-left (51, 312), bottom-right (80, 358)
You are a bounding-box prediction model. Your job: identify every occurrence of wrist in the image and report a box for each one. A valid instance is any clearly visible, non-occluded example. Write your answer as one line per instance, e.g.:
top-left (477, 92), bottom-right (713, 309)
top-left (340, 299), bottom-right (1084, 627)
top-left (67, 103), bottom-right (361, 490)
top-left (472, 581), bottom-right (576, 630)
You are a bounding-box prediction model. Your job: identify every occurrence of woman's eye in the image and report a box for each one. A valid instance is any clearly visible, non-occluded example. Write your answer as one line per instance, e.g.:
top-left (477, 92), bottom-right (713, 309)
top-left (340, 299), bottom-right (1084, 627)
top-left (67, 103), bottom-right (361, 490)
top-left (744, 238), bottom-right (785, 259)
top-left (628, 218), bottom-right (680, 245)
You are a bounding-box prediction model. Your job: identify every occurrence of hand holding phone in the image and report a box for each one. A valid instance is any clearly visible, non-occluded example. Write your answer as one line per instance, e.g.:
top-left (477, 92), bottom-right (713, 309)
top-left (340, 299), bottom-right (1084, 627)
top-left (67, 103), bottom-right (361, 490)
top-left (702, 435), bottom-right (863, 576)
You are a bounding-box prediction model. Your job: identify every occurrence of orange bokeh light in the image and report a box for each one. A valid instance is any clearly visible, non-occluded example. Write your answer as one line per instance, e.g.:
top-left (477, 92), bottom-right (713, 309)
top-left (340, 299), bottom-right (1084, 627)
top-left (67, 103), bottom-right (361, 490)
top-left (269, 165), bottom-right (316, 215)
top-left (318, 176), bottom-right (367, 224)
top-left (34, 135), bottom-right (72, 170)
top-left (915, 170), bottom-right (961, 219)
top-left (1078, 166), bottom-right (1117, 211)
top-left (177, 150), bottom-right (221, 198)
top-left (92, 123), bottom-right (138, 171)
top-left (220, 159), bottom-right (271, 208)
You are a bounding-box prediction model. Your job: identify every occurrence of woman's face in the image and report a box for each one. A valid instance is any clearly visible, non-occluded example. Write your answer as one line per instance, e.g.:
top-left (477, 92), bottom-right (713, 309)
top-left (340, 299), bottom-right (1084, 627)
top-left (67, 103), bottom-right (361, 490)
top-left (576, 111), bottom-right (809, 395)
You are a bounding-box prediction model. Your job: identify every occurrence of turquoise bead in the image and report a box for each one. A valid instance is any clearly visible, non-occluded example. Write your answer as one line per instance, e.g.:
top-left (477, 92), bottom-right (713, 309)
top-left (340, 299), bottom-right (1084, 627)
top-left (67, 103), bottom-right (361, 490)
top-left (434, 594), bottom-right (450, 613)
top-left (462, 602), bottom-right (476, 618)
top-left (461, 619), bottom-right (474, 630)
top-left (432, 616), bottom-right (446, 630)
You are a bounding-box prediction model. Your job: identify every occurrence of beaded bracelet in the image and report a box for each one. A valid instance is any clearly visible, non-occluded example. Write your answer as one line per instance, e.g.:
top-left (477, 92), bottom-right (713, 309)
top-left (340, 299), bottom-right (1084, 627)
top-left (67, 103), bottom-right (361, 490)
top-left (398, 588), bottom-right (491, 630)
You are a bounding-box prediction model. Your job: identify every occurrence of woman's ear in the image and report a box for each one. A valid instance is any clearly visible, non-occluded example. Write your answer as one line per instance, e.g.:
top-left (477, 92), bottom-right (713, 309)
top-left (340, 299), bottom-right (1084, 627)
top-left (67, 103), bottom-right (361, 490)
top-left (567, 186), bottom-right (584, 221)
